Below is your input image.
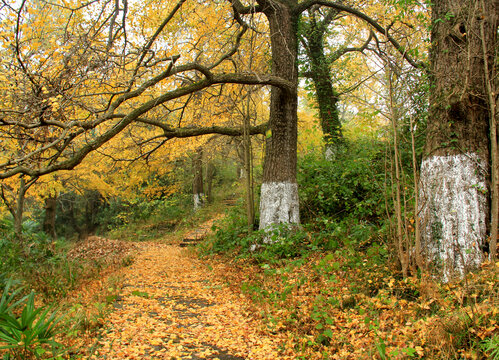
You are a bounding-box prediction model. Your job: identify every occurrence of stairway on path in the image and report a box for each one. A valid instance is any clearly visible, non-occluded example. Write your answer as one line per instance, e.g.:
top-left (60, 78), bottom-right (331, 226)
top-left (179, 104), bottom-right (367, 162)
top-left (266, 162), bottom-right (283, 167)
top-left (179, 198), bottom-right (237, 247)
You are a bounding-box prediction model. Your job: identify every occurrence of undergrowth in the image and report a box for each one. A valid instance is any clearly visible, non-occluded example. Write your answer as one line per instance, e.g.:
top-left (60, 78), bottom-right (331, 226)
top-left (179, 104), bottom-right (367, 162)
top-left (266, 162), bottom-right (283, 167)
top-left (0, 216), bottom-right (135, 358)
top-left (200, 171), bottom-right (498, 360)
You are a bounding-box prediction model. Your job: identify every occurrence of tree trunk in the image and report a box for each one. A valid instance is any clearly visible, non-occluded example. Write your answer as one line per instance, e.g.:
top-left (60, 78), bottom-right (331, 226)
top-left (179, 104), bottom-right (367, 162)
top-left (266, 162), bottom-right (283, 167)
top-left (304, 13), bottom-right (343, 158)
top-left (480, 0), bottom-right (499, 261)
top-left (420, 0), bottom-right (497, 280)
top-left (235, 138), bottom-right (245, 179)
top-left (0, 177), bottom-right (33, 241)
top-left (206, 161), bottom-right (215, 203)
top-left (13, 177), bottom-right (27, 241)
top-left (388, 67), bottom-right (409, 278)
top-left (258, 0), bottom-right (300, 229)
top-left (43, 195), bottom-right (57, 239)
top-left (243, 96), bottom-right (255, 231)
top-left (83, 191), bottom-right (101, 238)
top-left (193, 148), bottom-right (204, 210)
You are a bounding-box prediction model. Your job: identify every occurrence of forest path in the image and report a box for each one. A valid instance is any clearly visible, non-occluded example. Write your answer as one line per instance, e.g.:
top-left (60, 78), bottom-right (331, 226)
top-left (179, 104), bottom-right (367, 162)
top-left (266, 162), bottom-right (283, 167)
top-left (89, 241), bottom-right (288, 359)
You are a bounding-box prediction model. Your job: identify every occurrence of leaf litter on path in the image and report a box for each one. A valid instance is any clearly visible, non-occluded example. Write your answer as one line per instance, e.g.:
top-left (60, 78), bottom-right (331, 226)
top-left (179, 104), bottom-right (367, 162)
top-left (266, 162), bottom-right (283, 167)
top-left (89, 243), bottom-right (289, 359)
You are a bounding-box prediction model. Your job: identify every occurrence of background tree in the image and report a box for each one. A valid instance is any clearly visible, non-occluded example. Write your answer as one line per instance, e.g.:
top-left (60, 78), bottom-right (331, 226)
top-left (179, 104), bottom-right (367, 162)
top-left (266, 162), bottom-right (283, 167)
top-left (0, 176), bottom-right (37, 240)
top-left (299, 6), bottom-right (373, 157)
top-left (192, 148), bottom-right (204, 210)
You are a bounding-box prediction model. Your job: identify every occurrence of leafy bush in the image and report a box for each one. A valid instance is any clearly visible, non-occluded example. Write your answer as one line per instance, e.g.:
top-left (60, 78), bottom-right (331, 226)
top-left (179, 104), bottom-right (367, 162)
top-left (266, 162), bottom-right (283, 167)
top-left (0, 217), bottom-right (84, 300)
top-left (249, 226), bottom-right (312, 263)
top-left (200, 207), bottom-right (249, 255)
top-left (0, 281), bottom-right (66, 359)
top-left (298, 139), bottom-right (387, 223)
top-left (100, 193), bottom-right (191, 232)
top-left (482, 335), bottom-right (499, 360)
top-left (202, 208), bottom-right (314, 264)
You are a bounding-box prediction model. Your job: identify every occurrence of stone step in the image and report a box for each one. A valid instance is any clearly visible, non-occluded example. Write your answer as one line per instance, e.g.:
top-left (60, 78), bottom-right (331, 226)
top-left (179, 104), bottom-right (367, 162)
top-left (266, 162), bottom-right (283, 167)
top-left (179, 202), bottom-right (234, 247)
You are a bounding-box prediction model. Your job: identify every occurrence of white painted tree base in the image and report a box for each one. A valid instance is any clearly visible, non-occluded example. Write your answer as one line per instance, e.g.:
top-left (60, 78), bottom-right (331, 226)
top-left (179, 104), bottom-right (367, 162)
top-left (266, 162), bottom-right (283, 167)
top-left (193, 193), bottom-right (205, 211)
top-left (259, 182), bottom-right (300, 230)
top-left (325, 146), bottom-right (336, 161)
top-left (420, 152), bottom-right (487, 281)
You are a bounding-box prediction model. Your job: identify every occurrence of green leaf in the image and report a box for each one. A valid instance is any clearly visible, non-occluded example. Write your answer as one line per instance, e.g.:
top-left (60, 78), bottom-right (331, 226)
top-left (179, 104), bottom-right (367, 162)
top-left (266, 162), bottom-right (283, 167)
top-left (323, 328), bottom-right (333, 338)
top-left (131, 290), bottom-right (149, 298)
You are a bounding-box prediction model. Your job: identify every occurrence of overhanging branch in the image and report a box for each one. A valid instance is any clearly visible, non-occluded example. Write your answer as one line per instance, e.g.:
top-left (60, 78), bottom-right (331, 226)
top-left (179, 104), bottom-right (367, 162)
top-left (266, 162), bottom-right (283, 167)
top-left (295, 0), bottom-right (426, 69)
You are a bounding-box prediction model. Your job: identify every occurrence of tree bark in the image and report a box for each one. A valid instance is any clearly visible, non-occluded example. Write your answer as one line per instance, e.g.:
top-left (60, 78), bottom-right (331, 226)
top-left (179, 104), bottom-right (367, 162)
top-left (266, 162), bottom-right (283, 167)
top-left (302, 10), bottom-right (343, 157)
top-left (0, 177), bottom-right (34, 241)
top-left (243, 95), bottom-right (255, 231)
top-left (193, 148), bottom-right (204, 210)
top-left (420, 0), bottom-right (497, 280)
top-left (480, 0), bottom-right (499, 261)
top-left (43, 195), bottom-right (57, 239)
top-left (83, 191), bottom-right (102, 238)
top-left (206, 161), bottom-right (215, 204)
top-left (258, 0), bottom-right (300, 229)
top-left (13, 177), bottom-right (27, 241)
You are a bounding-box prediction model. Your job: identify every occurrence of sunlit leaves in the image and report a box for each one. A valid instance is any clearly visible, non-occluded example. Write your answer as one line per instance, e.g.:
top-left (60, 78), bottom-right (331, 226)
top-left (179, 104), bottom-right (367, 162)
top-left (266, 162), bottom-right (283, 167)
top-left (87, 244), bottom-right (287, 359)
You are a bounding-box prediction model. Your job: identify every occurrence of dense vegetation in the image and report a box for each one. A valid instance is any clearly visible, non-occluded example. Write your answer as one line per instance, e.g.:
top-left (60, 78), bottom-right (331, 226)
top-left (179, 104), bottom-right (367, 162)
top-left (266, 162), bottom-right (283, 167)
top-left (0, 0), bottom-right (497, 358)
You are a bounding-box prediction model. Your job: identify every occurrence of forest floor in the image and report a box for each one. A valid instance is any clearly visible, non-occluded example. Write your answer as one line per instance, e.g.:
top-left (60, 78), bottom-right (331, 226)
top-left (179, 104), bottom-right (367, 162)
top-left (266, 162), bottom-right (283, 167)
top-left (69, 218), bottom-right (292, 360)
top-left (64, 213), bottom-right (499, 360)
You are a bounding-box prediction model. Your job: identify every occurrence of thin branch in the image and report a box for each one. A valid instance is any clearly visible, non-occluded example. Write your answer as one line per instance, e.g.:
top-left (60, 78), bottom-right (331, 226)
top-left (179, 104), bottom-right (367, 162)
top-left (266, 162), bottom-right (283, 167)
top-left (295, 0), bottom-right (425, 69)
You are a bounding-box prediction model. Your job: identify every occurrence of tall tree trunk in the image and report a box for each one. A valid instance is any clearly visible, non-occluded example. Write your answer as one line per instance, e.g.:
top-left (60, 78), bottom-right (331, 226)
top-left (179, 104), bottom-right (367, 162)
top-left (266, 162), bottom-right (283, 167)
top-left (193, 148), bottom-right (204, 210)
top-left (0, 177), bottom-right (34, 241)
top-left (258, 0), bottom-right (300, 229)
top-left (235, 138), bottom-right (245, 179)
top-left (43, 195), bottom-right (57, 239)
top-left (304, 13), bottom-right (342, 158)
top-left (480, 0), bottom-right (499, 261)
top-left (388, 67), bottom-right (409, 278)
top-left (83, 191), bottom-right (101, 238)
top-left (420, 0), bottom-right (497, 280)
top-left (243, 96), bottom-right (255, 230)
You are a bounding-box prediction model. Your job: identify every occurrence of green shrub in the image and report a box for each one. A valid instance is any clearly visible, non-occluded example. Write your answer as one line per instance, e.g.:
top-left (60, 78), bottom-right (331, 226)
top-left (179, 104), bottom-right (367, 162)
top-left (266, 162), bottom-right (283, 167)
top-left (200, 207), bottom-right (249, 255)
top-left (235, 225), bottom-right (312, 264)
top-left (482, 335), bottom-right (499, 360)
top-left (0, 281), bottom-right (66, 359)
top-left (0, 217), bottom-right (85, 300)
top-left (298, 139), bottom-right (387, 223)
top-left (203, 209), bottom-right (314, 264)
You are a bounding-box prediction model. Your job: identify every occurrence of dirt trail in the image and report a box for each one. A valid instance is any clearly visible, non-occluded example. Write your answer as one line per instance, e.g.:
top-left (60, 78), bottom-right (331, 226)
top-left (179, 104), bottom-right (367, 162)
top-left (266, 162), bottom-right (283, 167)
top-left (89, 242), bottom-right (289, 359)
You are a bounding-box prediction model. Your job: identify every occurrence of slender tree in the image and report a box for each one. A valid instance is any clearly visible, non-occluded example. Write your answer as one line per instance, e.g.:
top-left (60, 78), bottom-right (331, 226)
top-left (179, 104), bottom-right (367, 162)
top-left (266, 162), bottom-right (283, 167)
top-left (43, 194), bottom-right (57, 239)
top-left (193, 148), bottom-right (204, 210)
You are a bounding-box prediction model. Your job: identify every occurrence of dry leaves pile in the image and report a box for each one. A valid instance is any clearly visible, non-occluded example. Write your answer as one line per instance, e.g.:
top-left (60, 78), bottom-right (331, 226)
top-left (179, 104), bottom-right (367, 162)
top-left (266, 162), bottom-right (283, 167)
top-left (87, 244), bottom-right (290, 359)
top-left (67, 236), bottom-right (139, 266)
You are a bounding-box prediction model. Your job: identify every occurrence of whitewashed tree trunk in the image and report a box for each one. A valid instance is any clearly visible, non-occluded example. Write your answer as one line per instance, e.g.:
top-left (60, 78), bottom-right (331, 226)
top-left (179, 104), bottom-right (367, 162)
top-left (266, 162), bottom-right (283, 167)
top-left (419, 153), bottom-right (488, 281)
top-left (259, 182), bottom-right (299, 229)
top-left (193, 148), bottom-right (204, 211)
top-left (420, 0), bottom-right (496, 280)
top-left (193, 193), bottom-right (205, 211)
top-left (257, 1), bottom-right (300, 230)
